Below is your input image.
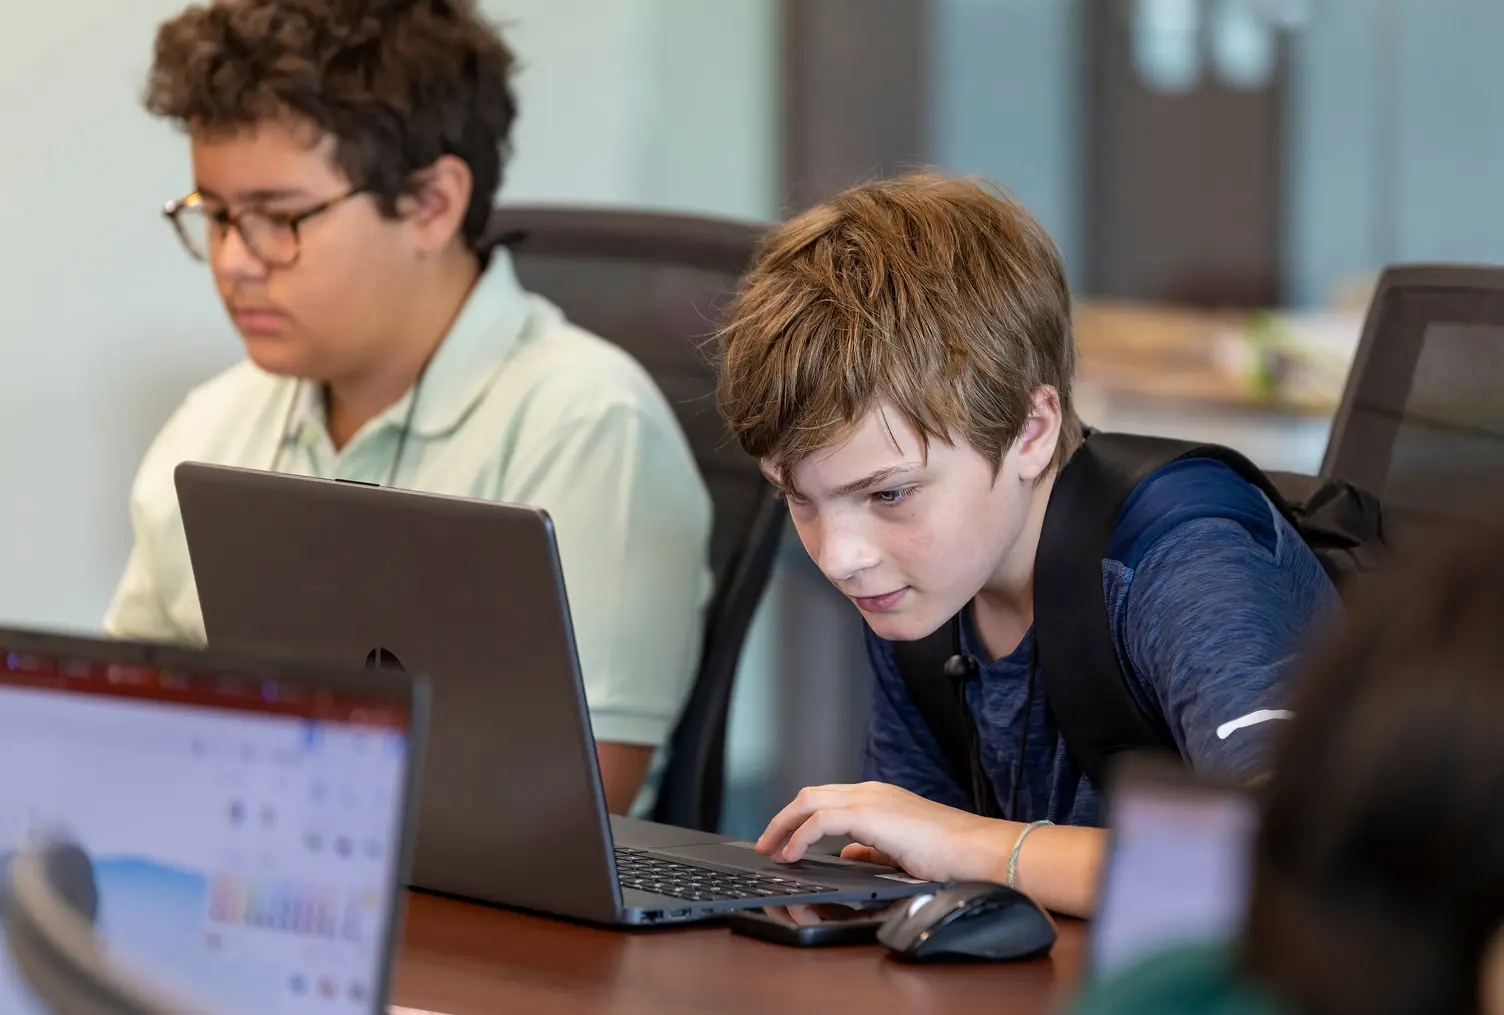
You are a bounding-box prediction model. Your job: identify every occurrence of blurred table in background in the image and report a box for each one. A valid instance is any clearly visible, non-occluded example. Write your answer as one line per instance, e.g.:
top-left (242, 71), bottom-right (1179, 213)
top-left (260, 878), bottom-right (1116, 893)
top-left (1074, 301), bottom-right (1356, 473)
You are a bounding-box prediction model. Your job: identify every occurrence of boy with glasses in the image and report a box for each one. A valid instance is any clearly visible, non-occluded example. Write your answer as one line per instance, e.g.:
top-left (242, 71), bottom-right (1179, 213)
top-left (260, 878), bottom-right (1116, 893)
top-left (107, 0), bottom-right (713, 813)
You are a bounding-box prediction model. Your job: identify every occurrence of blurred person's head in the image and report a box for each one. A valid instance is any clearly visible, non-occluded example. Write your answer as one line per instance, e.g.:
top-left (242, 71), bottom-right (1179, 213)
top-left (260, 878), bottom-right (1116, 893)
top-left (715, 171), bottom-right (1082, 641)
top-left (143, 0), bottom-right (517, 387)
top-left (1241, 512), bottom-right (1504, 1015)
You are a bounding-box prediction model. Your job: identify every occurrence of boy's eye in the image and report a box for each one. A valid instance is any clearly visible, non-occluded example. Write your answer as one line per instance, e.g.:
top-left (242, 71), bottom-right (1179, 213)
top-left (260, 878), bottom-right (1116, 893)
top-left (873, 487), bottom-right (915, 505)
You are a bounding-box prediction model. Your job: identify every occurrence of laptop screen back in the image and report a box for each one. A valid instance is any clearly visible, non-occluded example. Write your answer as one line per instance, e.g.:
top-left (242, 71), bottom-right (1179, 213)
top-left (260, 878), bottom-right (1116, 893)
top-left (1090, 765), bottom-right (1259, 981)
top-left (0, 640), bottom-right (415, 1013)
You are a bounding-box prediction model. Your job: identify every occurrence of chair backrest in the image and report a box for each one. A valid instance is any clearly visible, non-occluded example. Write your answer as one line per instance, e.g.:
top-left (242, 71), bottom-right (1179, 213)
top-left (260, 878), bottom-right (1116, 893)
top-left (485, 205), bottom-right (783, 831)
top-left (4, 843), bottom-right (231, 1015)
top-left (1323, 264), bottom-right (1504, 527)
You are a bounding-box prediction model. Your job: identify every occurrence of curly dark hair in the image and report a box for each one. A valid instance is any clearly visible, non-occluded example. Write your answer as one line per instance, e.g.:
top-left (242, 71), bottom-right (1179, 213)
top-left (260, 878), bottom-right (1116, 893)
top-left (144, 0), bottom-right (517, 254)
top-left (1240, 506), bottom-right (1504, 1015)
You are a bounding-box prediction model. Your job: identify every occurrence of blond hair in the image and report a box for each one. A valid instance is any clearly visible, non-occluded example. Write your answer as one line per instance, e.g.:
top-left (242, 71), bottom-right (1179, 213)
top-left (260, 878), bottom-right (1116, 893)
top-left (716, 171), bottom-right (1081, 485)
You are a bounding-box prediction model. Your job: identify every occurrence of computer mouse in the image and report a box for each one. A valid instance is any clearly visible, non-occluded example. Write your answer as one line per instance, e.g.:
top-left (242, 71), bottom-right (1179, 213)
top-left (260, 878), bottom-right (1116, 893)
top-left (877, 881), bottom-right (1056, 963)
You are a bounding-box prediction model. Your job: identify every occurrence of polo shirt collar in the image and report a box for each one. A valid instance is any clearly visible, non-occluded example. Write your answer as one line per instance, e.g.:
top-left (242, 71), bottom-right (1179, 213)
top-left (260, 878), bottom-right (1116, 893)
top-left (288, 247), bottom-right (534, 441)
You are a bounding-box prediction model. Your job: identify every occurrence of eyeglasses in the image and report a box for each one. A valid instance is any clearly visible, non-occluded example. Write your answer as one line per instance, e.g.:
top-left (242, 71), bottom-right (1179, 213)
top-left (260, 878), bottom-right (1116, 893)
top-left (162, 188), bottom-right (363, 268)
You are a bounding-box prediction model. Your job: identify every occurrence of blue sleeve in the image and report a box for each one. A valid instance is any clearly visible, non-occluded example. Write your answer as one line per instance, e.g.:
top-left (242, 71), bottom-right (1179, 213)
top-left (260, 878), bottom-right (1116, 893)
top-left (1116, 466), bottom-right (1340, 781)
top-left (859, 627), bottom-right (971, 809)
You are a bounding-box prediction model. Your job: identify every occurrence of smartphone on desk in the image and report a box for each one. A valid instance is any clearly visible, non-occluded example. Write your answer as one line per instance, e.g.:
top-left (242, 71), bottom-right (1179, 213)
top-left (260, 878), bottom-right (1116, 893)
top-left (728, 900), bottom-right (905, 947)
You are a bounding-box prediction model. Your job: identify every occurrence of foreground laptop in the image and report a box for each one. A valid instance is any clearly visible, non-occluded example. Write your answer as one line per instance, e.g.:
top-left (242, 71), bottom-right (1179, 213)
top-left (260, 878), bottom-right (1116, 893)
top-left (176, 462), bottom-right (934, 926)
top-left (0, 626), bottom-right (427, 1014)
top-left (1089, 758), bottom-right (1260, 982)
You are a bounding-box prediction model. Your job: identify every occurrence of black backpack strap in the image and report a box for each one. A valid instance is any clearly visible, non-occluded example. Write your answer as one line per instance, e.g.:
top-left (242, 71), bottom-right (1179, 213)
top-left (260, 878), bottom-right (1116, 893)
top-left (1262, 470), bottom-right (1388, 584)
top-left (890, 617), bottom-right (1002, 817)
top-left (1034, 432), bottom-right (1283, 788)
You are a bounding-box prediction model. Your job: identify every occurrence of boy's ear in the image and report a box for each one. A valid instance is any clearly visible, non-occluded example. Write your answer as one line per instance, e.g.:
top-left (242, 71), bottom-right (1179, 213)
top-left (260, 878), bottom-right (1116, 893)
top-left (399, 153), bottom-right (473, 257)
top-left (1013, 386), bottom-right (1063, 483)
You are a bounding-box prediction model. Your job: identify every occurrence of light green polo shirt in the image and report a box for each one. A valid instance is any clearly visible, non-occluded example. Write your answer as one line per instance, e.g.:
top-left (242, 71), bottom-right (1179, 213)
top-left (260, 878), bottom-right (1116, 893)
top-left (105, 248), bottom-right (713, 748)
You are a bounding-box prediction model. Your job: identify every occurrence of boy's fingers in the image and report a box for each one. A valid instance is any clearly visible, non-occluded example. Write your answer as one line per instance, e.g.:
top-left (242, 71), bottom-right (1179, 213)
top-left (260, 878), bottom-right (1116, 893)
top-left (755, 802), bottom-right (808, 854)
top-left (776, 810), bottom-right (847, 863)
top-left (755, 803), bottom-right (809, 855)
top-left (755, 785), bottom-right (853, 855)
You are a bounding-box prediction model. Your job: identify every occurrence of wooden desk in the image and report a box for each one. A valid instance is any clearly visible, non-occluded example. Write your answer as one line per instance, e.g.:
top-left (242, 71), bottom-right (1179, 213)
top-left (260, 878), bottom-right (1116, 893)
top-left (393, 893), bottom-right (1086, 1015)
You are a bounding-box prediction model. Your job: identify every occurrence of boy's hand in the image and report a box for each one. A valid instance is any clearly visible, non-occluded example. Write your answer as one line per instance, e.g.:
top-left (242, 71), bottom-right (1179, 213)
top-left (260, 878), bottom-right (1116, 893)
top-left (755, 781), bottom-right (1011, 885)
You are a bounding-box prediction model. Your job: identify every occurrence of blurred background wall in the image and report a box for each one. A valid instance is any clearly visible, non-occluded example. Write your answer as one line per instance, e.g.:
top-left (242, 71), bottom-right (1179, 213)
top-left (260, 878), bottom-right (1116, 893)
top-left (3, 0), bottom-right (1502, 834)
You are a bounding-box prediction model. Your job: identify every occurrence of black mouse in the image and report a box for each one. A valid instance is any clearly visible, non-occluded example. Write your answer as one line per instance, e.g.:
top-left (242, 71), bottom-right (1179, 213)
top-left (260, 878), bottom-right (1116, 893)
top-left (877, 881), bottom-right (1056, 962)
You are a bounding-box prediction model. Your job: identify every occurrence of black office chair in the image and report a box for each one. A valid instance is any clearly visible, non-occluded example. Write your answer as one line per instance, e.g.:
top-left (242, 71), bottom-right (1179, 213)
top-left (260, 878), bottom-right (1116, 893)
top-left (485, 205), bottom-right (784, 832)
top-left (4, 841), bottom-right (231, 1014)
top-left (1322, 264), bottom-right (1504, 529)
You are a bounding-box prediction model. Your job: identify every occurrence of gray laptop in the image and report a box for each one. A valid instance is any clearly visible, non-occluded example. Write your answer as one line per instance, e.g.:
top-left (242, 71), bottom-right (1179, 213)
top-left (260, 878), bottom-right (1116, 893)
top-left (0, 626), bottom-right (426, 1014)
top-left (175, 462), bottom-right (932, 926)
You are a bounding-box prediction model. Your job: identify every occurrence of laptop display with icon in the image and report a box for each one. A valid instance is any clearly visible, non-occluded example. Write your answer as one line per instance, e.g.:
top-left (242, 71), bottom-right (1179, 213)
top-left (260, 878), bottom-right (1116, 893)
top-left (0, 628), bottom-right (426, 1014)
top-left (1090, 759), bottom-right (1259, 981)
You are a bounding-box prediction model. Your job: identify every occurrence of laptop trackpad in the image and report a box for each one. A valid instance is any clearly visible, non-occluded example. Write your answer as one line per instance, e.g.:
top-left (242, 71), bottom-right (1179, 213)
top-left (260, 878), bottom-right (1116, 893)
top-left (652, 842), bottom-right (908, 885)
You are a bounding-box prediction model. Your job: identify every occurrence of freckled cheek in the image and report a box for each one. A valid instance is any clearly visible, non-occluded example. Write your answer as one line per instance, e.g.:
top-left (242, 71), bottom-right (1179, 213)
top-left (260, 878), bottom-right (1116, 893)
top-left (890, 510), bottom-right (976, 587)
top-left (882, 522), bottom-right (942, 577)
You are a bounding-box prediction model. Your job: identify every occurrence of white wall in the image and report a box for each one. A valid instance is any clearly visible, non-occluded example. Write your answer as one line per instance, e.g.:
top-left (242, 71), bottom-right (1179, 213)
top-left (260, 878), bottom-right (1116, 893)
top-left (0, 0), bottom-right (776, 633)
top-left (497, 0), bottom-right (776, 222)
top-left (0, 1), bottom-right (235, 631)
top-left (635, 0), bottom-right (778, 222)
top-left (493, 0), bottom-right (657, 205)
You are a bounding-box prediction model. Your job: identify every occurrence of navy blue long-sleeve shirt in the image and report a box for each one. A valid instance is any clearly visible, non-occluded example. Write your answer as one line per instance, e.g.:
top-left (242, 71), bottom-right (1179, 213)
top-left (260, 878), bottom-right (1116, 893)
top-left (861, 459), bottom-right (1339, 827)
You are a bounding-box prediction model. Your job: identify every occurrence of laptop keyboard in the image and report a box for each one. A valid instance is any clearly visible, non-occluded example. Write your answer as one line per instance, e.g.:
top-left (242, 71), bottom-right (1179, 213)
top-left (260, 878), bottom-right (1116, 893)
top-left (613, 848), bottom-right (838, 902)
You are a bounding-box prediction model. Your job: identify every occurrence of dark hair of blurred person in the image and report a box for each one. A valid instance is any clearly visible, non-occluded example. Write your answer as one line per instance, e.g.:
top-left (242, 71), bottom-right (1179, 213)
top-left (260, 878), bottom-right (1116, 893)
top-left (1072, 504), bottom-right (1504, 1015)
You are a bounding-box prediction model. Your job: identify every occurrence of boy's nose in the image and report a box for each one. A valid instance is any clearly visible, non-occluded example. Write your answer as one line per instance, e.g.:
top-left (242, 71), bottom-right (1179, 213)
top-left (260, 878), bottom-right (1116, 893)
top-left (807, 517), bottom-right (881, 585)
